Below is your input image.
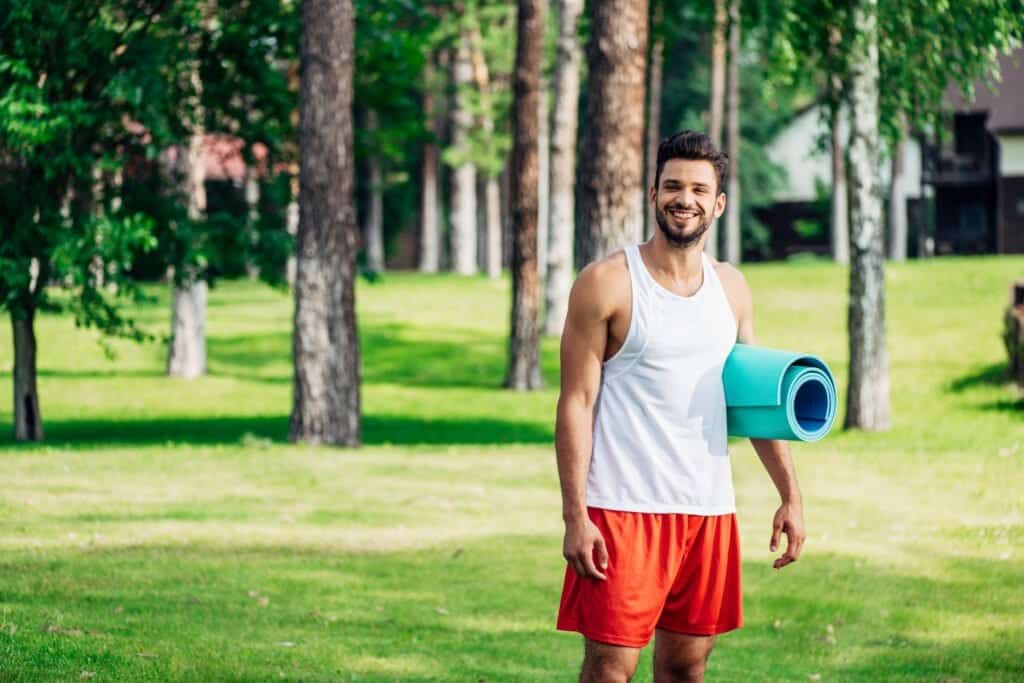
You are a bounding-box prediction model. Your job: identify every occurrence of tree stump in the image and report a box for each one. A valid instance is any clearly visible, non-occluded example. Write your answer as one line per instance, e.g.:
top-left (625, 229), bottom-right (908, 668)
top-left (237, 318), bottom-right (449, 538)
top-left (1004, 280), bottom-right (1024, 387)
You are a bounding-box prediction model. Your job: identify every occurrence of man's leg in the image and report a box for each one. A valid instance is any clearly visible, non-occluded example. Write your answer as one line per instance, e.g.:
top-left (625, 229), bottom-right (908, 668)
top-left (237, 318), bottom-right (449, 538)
top-left (652, 629), bottom-right (716, 683)
top-left (579, 638), bottom-right (642, 683)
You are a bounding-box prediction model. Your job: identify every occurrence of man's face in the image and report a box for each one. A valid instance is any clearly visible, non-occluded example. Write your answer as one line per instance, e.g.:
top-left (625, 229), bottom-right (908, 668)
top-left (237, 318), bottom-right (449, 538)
top-left (650, 158), bottom-right (726, 249)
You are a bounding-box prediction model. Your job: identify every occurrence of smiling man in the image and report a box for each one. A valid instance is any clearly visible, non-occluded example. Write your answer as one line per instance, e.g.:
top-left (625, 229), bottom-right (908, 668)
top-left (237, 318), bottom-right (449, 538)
top-left (554, 130), bottom-right (806, 682)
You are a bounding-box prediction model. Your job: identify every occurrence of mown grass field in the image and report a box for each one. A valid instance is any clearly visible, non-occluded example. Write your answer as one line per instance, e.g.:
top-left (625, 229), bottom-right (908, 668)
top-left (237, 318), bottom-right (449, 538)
top-left (1, 255), bottom-right (1022, 681)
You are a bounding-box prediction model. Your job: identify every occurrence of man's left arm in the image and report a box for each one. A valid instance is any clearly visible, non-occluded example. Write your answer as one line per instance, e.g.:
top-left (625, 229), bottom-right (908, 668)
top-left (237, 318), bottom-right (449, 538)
top-left (729, 266), bottom-right (807, 570)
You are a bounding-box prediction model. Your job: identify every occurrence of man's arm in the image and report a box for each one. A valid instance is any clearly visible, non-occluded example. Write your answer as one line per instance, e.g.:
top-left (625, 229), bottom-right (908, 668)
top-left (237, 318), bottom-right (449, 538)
top-left (555, 262), bottom-right (618, 580)
top-left (731, 267), bottom-right (807, 570)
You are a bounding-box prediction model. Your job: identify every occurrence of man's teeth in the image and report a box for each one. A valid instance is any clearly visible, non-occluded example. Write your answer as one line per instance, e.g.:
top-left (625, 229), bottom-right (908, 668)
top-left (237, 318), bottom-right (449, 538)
top-left (670, 209), bottom-right (697, 218)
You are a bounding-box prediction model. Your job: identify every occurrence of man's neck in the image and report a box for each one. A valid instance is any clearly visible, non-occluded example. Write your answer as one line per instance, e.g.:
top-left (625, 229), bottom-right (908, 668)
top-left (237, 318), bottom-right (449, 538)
top-left (641, 233), bottom-right (707, 283)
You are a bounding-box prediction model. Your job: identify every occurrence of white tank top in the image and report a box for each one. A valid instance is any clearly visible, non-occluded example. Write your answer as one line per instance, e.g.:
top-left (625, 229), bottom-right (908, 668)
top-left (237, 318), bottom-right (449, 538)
top-left (586, 244), bottom-right (739, 515)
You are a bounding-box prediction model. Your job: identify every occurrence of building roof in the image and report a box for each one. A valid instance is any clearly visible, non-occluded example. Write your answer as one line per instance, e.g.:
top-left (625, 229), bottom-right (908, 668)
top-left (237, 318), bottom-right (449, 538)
top-left (945, 47), bottom-right (1024, 134)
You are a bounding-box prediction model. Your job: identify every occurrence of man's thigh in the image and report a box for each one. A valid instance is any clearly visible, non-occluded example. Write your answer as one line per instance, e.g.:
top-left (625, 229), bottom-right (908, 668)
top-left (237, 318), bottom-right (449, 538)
top-left (652, 629), bottom-right (716, 682)
top-left (580, 638), bottom-right (642, 682)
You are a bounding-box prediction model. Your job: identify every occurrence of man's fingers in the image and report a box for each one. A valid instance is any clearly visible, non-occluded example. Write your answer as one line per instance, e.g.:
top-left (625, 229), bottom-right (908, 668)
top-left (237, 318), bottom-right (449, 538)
top-left (770, 521), bottom-right (782, 552)
top-left (594, 536), bottom-right (609, 570)
top-left (581, 550), bottom-right (607, 580)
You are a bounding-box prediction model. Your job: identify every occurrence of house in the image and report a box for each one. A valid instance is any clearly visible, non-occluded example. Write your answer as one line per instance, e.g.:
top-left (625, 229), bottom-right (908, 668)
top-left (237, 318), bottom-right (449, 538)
top-left (762, 46), bottom-right (1024, 258)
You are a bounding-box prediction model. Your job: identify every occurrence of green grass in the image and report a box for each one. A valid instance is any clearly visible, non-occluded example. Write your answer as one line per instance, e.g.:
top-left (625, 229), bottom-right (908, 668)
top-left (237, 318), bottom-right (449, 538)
top-left (1, 255), bottom-right (1022, 681)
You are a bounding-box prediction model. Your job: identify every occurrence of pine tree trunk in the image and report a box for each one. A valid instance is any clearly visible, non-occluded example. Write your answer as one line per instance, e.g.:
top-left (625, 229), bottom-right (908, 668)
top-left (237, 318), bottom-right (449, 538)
top-left (723, 0), bottom-right (741, 264)
top-left (244, 154), bottom-right (261, 279)
top-left (486, 177), bottom-right (503, 278)
top-left (831, 101), bottom-right (850, 264)
top-left (506, 0), bottom-right (545, 390)
top-left (365, 110), bottom-right (385, 272)
top-left (419, 60), bottom-right (442, 273)
top-left (468, 29), bottom-right (504, 279)
top-left (11, 306), bottom-right (43, 442)
top-left (644, 1), bottom-right (664, 241)
top-left (844, 0), bottom-right (890, 431)
top-left (544, 0), bottom-right (583, 336)
top-left (578, 0), bottom-right (649, 266)
top-left (450, 34), bottom-right (478, 275)
top-left (706, 0), bottom-right (727, 260)
top-left (290, 0), bottom-right (361, 446)
top-left (537, 78), bottom-right (550, 283)
top-left (887, 124), bottom-right (907, 262)
top-left (286, 175), bottom-right (299, 287)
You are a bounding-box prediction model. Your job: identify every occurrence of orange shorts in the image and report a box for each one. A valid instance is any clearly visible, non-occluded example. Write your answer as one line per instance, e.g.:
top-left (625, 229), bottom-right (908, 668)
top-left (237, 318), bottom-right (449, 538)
top-left (556, 507), bottom-right (743, 647)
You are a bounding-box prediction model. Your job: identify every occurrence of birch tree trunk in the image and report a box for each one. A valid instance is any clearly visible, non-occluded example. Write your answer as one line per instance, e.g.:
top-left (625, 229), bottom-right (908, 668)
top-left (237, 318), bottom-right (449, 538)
top-left (419, 60), bottom-right (442, 273)
top-left (831, 100), bottom-right (850, 264)
top-left (578, 0), bottom-right (649, 266)
top-left (450, 34), bottom-right (478, 275)
top-left (11, 304), bottom-right (43, 442)
top-left (844, 0), bottom-right (891, 431)
top-left (706, 0), bottom-right (727, 259)
top-left (364, 110), bottom-right (385, 272)
top-left (544, 0), bottom-right (583, 336)
top-left (506, 0), bottom-right (545, 390)
top-left (286, 174), bottom-right (299, 287)
top-left (723, 0), bottom-right (741, 264)
top-left (887, 125), bottom-right (907, 262)
top-left (290, 0), bottom-right (361, 446)
top-left (468, 29), bottom-right (504, 279)
top-left (644, 1), bottom-right (664, 240)
top-left (244, 152), bottom-right (261, 279)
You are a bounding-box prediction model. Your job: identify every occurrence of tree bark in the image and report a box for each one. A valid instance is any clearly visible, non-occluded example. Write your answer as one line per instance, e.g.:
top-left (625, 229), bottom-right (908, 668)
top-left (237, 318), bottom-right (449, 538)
top-left (578, 0), bottom-right (649, 266)
top-left (844, 0), bottom-right (891, 431)
top-left (290, 0), bottom-right (361, 446)
top-left (706, 0), bottom-right (727, 260)
top-left (544, 0), bottom-right (584, 336)
top-left (419, 60), bottom-right (442, 273)
top-left (506, 0), bottom-right (545, 390)
top-left (537, 77), bottom-right (550, 283)
top-left (286, 174), bottom-right (299, 287)
top-left (364, 110), bottom-right (385, 272)
top-left (831, 100), bottom-right (850, 264)
top-left (468, 28), bottom-right (503, 279)
top-left (644, 1), bottom-right (664, 241)
top-left (11, 305), bottom-right (43, 442)
top-left (167, 281), bottom-right (207, 379)
top-left (450, 33), bottom-right (478, 275)
top-left (723, 0), bottom-right (741, 264)
top-left (887, 123), bottom-right (907, 262)
top-left (244, 151), bottom-right (261, 279)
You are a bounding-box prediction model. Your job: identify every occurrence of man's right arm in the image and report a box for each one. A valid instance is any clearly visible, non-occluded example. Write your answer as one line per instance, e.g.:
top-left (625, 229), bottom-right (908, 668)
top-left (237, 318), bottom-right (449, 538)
top-left (555, 263), bottom-right (614, 581)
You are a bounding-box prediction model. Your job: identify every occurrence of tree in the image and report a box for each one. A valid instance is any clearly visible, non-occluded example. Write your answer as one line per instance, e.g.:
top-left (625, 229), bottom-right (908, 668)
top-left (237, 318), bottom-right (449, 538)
top-left (468, 26), bottom-right (505, 278)
top-left (578, 0), bottom-right (649, 266)
top-left (419, 57), bottom-right (443, 273)
top-left (543, 0), bottom-right (583, 336)
top-left (723, 0), bottom-right (741, 264)
top-left (449, 33), bottom-right (478, 275)
top-left (887, 117), bottom-right (908, 262)
top-left (363, 109), bottom-right (385, 272)
top-left (643, 0), bottom-right (665, 241)
top-left (290, 0), bottom-right (361, 446)
top-left (506, 0), bottom-right (545, 390)
top-left (705, 0), bottom-right (727, 259)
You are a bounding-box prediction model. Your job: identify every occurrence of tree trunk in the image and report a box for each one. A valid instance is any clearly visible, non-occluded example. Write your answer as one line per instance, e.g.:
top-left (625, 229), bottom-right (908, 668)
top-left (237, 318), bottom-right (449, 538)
top-left (167, 281), bottom-right (208, 379)
top-left (468, 28), bottom-right (503, 279)
top-left (244, 152), bottom-right (261, 279)
top-left (290, 0), bottom-right (361, 446)
top-left (544, 0), bottom-right (584, 336)
top-left (419, 60), bottom-right (442, 273)
top-left (644, 1), bottom-right (664, 241)
top-left (506, 0), bottom-right (545, 390)
top-left (537, 78), bottom-right (550, 283)
top-left (450, 33), bottom-right (478, 275)
top-left (286, 174), bottom-right (299, 287)
top-left (168, 1), bottom-right (210, 379)
top-left (706, 0), bottom-right (727, 260)
top-left (723, 0), bottom-right (741, 264)
top-left (578, 0), bottom-right (649, 266)
top-left (831, 100), bottom-right (850, 264)
top-left (887, 123), bottom-right (907, 262)
top-left (11, 306), bottom-right (43, 442)
top-left (486, 177), bottom-right (502, 278)
top-left (844, 0), bottom-right (890, 431)
top-left (364, 110), bottom-right (385, 272)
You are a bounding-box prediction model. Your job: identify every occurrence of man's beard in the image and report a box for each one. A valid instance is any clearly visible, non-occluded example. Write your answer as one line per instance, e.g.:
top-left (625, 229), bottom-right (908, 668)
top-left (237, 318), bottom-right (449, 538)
top-left (654, 201), bottom-right (712, 249)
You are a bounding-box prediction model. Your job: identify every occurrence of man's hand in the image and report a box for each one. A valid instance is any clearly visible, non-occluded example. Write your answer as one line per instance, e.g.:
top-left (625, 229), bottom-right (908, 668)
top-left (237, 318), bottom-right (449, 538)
top-left (770, 501), bottom-right (806, 570)
top-left (563, 517), bottom-right (609, 580)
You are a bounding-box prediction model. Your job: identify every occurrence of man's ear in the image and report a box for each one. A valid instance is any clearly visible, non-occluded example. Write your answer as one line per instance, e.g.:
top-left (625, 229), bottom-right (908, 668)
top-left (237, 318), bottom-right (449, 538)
top-left (714, 191), bottom-right (727, 219)
top-left (648, 184), bottom-right (658, 207)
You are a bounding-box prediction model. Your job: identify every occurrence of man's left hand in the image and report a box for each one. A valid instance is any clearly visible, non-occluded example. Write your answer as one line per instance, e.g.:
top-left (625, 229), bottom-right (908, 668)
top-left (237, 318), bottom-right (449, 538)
top-left (770, 502), bottom-right (806, 570)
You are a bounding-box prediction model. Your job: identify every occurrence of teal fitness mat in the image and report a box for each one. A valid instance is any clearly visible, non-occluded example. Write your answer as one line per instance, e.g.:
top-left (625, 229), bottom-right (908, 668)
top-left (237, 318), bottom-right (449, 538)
top-left (722, 343), bottom-right (837, 441)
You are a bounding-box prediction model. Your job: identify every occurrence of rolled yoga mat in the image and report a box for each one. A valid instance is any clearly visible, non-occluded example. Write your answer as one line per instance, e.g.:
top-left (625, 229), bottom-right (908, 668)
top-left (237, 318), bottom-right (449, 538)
top-left (722, 343), bottom-right (837, 441)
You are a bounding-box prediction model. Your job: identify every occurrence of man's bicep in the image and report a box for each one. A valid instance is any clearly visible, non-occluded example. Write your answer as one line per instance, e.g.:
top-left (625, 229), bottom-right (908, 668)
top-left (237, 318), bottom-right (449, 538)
top-left (559, 279), bottom-right (608, 404)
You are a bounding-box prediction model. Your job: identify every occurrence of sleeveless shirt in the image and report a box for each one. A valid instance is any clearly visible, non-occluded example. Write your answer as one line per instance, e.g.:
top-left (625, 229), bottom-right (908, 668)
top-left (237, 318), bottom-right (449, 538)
top-left (586, 244), bottom-right (739, 515)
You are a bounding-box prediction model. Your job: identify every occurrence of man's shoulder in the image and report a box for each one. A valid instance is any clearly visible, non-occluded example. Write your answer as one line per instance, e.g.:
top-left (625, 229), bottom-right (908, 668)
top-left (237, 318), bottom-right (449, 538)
top-left (571, 249), bottom-right (630, 316)
top-left (711, 258), bottom-right (750, 296)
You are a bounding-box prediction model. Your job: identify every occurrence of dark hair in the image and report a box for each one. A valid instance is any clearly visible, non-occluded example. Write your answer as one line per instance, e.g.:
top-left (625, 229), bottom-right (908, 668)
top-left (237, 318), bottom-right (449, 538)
top-left (654, 130), bottom-right (729, 194)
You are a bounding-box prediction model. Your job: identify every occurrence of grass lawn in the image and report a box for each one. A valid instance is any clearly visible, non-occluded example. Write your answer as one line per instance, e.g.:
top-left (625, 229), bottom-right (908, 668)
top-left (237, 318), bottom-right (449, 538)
top-left (1, 255), bottom-right (1022, 681)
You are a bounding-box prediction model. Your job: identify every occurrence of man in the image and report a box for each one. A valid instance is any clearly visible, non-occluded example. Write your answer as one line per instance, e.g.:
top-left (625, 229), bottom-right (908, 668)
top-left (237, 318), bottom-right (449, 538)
top-left (555, 130), bottom-right (806, 683)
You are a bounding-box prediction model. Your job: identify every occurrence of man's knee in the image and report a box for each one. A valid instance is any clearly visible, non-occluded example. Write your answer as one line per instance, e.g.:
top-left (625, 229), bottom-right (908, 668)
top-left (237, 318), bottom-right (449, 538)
top-left (655, 658), bottom-right (707, 683)
top-left (580, 639), bottom-right (640, 683)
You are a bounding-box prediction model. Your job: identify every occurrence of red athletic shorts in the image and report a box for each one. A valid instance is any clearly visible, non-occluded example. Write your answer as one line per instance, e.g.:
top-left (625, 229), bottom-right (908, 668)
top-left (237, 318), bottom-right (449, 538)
top-left (556, 507), bottom-right (743, 647)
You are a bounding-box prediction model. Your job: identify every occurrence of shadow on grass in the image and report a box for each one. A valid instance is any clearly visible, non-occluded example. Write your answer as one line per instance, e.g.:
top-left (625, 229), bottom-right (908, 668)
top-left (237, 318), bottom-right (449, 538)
top-left (0, 413), bottom-right (553, 449)
top-left (0, 538), bottom-right (1021, 681)
top-left (948, 362), bottom-right (1011, 392)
